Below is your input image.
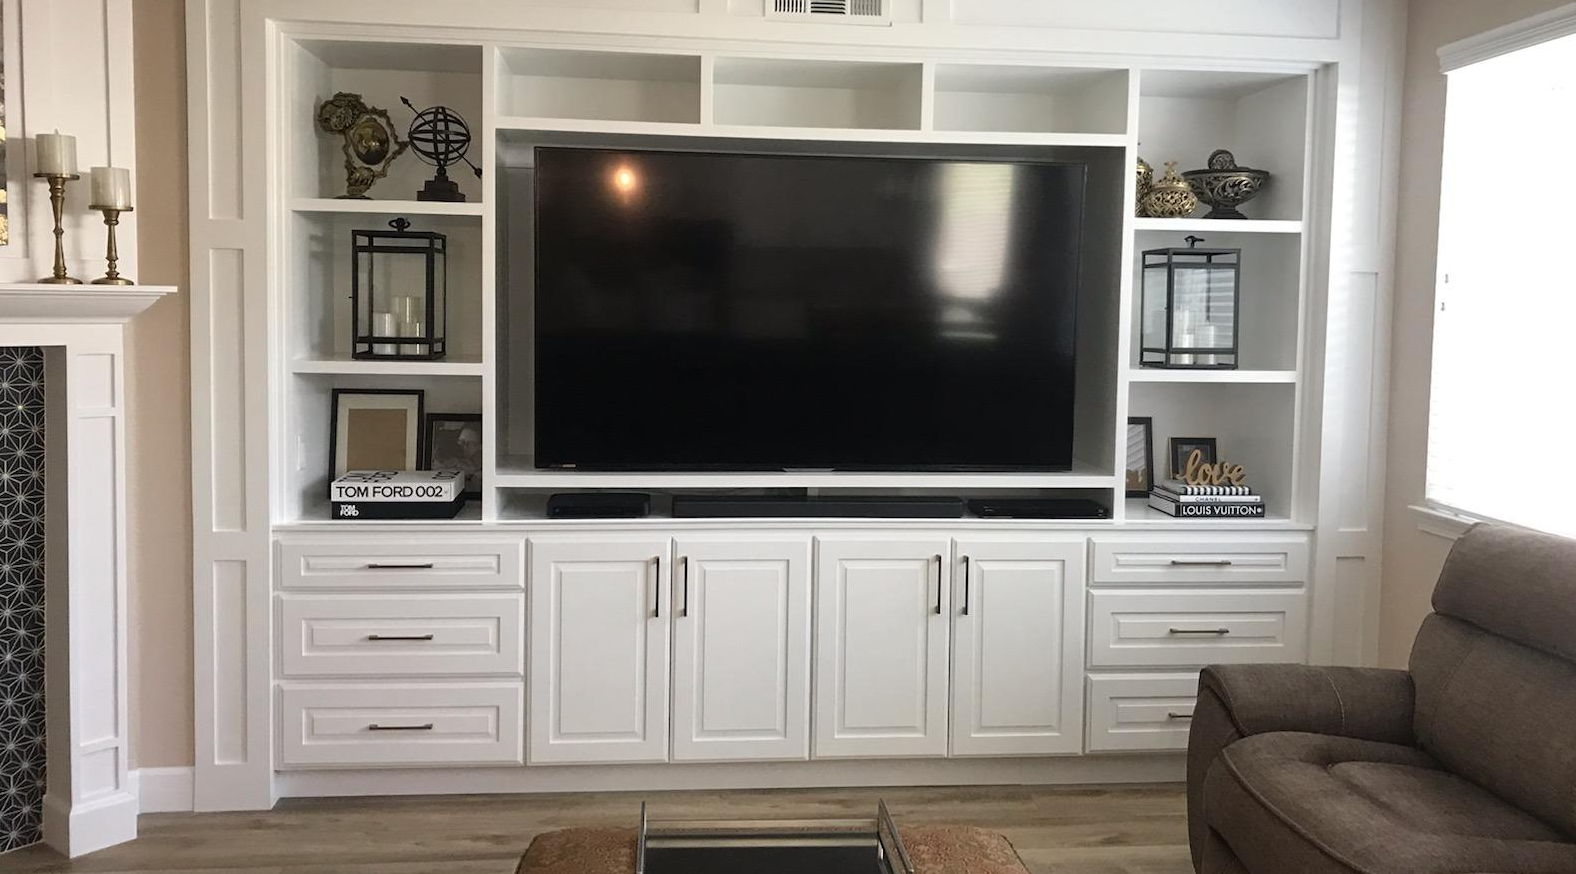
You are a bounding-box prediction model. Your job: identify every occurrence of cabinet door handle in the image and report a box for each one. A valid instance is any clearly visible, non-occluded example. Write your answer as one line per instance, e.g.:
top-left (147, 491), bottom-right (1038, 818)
top-left (367, 723), bottom-right (434, 732)
top-left (366, 562), bottom-right (435, 570)
top-left (681, 556), bottom-right (689, 618)
top-left (366, 634), bottom-right (435, 642)
top-left (934, 554), bottom-right (943, 615)
top-left (653, 556), bottom-right (662, 619)
top-left (1168, 627), bottom-right (1232, 636)
top-left (1169, 559), bottom-right (1234, 567)
top-left (961, 555), bottom-right (971, 617)
top-left (1166, 712), bottom-right (1195, 721)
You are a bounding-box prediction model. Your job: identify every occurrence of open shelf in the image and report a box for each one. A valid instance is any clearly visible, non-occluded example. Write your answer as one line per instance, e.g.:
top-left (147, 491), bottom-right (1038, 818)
top-left (291, 355), bottom-right (484, 377)
top-left (1128, 369), bottom-right (1297, 385)
top-left (712, 57), bottom-right (923, 130)
top-left (493, 457), bottom-right (1118, 491)
top-left (933, 64), bottom-right (1129, 135)
top-left (292, 198), bottom-right (483, 217)
top-left (496, 47), bottom-right (702, 124)
top-left (1137, 69), bottom-right (1309, 222)
top-left (1133, 218), bottom-right (1301, 235)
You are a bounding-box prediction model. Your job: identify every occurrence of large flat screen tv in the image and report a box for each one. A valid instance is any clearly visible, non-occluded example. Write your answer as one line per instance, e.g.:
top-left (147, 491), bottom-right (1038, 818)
top-left (531, 146), bottom-right (1085, 471)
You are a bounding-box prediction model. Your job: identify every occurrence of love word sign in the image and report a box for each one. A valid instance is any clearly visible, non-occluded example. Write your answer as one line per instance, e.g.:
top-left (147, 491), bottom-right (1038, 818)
top-left (1181, 449), bottom-right (1247, 487)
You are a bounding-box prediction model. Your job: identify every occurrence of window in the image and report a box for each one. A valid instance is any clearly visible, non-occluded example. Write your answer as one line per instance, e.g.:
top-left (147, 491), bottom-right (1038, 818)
top-left (1428, 30), bottom-right (1576, 538)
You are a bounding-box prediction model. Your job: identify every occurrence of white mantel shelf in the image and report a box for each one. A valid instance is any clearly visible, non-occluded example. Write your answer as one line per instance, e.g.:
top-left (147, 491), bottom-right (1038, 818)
top-left (0, 283), bottom-right (176, 323)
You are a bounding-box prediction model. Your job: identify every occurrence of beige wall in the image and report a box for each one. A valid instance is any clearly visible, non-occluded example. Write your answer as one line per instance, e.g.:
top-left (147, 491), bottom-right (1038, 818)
top-left (1378, 0), bottom-right (1570, 667)
top-left (129, 0), bottom-right (194, 768)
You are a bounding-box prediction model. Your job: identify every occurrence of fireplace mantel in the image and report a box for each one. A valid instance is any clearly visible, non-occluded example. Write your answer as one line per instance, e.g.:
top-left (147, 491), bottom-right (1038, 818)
top-left (1, 282), bottom-right (174, 857)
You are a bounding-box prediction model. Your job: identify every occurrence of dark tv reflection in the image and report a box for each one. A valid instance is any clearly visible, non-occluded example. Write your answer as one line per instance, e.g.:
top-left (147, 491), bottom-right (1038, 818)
top-left (530, 147), bottom-right (1085, 471)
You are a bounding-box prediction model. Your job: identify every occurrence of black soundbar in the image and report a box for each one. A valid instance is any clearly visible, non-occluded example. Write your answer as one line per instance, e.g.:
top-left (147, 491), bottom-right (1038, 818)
top-left (966, 498), bottom-right (1110, 519)
top-left (672, 495), bottom-right (965, 519)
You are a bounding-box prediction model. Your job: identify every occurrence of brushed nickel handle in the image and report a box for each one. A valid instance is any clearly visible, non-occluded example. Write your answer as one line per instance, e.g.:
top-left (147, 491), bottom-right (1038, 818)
top-left (681, 556), bottom-right (689, 618)
top-left (1167, 712), bottom-right (1195, 720)
top-left (1169, 559), bottom-right (1234, 567)
top-left (367, 723), bottom-right (434, 732)
top-left (1168, 627), bottom-right (1232, 636)
top-left (961, 555), bottom-right (971, 617)
top-left (934, 555), bottom-right (944, 615)
top-left (653, 556), bottom-right (662, 619)
top-left (366, 562), bottom-right (435, 570)
top-left (366, 634), bottom-right (435, 642)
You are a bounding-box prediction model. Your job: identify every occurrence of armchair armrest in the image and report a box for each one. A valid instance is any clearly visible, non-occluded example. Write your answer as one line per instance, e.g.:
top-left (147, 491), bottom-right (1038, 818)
top-left (1199, 663), bottom-right (1415, 745)
top-left (1186, 665), bottom-right (1414, 871)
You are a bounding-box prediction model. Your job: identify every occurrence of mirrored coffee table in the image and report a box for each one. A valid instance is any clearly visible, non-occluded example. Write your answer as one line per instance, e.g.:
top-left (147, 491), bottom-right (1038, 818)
top-left (635, 799), bottom-right (915, 874)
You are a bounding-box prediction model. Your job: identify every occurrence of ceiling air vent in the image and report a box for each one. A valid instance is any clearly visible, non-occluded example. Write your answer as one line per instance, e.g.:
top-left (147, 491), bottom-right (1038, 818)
top-left (768, 0), bottom-right (891, 26)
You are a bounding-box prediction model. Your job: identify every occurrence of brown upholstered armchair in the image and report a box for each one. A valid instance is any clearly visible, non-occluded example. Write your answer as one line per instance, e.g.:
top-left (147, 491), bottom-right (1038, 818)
top-left (1187, 524), bottom-right (1576, 874)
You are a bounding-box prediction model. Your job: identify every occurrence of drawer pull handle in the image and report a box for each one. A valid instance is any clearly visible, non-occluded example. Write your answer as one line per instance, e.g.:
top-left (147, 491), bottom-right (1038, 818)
top-left (366, 562), bottom-right (435, 570)
top-left (366, 634), bottom-right (435, 642)
top-left (1168, 627), bottom-right (1232, 636)
top-left (1167, 712), bottom-right (1195, 720)
top-left (1169, 559), bottom-right (1235, 567)
top-left (367, 723), bottom-right (435, 732)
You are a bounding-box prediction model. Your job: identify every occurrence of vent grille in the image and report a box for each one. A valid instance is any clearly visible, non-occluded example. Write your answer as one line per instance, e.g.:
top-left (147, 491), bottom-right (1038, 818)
top-left (768, 0), bottom-right (890, 25)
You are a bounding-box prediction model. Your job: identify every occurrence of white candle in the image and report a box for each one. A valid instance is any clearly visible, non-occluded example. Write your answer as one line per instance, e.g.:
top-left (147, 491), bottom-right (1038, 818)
top-left (35, 131), bottom-right (78, 177)
top-left (372, 312), bottom-right (398, 356)
top-left (90, 166), bottom-right (132, 209)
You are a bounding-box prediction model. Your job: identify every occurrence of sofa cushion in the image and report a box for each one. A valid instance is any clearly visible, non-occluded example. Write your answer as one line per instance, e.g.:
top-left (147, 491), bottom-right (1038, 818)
top-left (1205, 732), bottom-right (1576, 874)
top-left (1411, 613), bottom-right (1576, 838)
top-left (1432, 524), bottom-right (1576, 663)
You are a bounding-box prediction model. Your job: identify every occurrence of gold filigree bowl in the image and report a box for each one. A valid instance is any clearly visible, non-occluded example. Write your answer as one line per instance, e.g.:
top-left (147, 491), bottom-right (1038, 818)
top-left (1183, 150), bottom-right (1270, 220)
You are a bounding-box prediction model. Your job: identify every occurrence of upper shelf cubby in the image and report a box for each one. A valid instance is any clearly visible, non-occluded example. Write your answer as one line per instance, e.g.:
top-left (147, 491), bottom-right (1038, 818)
top-left (712, 57), bottom-right (923, 131)
top-left (496, 47), bottom-right (702, 124)
top-left (288, 39), bottom-right (484, 203)
top-left (1137, 69), bottom-right (1309, 222)
top-left (933, 65), bottom-right (1129, 135)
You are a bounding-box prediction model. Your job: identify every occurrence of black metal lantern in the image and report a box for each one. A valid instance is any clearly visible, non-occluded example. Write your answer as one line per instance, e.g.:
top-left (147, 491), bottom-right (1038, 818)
top-left (352, 217), bottom-right (446, 360)
top-left (1140, 236), bottom-right (1239, 369)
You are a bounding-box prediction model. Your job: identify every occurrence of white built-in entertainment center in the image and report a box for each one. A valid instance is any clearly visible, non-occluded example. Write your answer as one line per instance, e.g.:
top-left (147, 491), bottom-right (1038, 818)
top-left (186, 0), bottom-right (1403, 812)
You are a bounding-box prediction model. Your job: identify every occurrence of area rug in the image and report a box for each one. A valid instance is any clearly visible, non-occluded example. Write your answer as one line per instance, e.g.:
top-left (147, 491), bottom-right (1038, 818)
top-left (516, 824), bottom-right (1030, 874)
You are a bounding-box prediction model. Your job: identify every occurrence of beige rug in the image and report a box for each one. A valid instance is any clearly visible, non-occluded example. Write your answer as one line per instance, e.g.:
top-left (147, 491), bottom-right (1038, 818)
top-left (516, 825), bottom-right (1030, 874)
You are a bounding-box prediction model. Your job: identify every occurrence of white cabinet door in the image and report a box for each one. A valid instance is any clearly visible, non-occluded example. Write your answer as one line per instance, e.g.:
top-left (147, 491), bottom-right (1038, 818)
top-left (671, 536), bottom-right (812, 762)
top-left (950, 537), bottom-right (1085, 757)
top-left (813, 535), bottom-right (951, 759)
top-left (528, 536), bottom-right (671, 764)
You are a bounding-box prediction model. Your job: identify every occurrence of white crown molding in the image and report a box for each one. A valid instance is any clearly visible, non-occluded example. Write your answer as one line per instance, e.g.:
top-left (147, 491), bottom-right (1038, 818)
top-left (1439, 2), bottom-right (1576, 72)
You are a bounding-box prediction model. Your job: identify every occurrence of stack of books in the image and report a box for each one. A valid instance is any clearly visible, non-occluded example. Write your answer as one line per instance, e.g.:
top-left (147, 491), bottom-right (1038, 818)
top-left (330, 469), bottom-right (467, 520)
top-left (1147, 480), bottom-right (1266, 518)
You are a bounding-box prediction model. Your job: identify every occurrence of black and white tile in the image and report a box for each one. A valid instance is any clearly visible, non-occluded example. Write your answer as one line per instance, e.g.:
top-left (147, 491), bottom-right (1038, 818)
top-left (0, 347), bottom-right (45, 854)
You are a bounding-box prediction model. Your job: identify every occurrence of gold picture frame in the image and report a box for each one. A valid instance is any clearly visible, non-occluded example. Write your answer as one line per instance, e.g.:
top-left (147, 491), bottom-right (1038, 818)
top-left (316, 92), bottom-right (408, 199)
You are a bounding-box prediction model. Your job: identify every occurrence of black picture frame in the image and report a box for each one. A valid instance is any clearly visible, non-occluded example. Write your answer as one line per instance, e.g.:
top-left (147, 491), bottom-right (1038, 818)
top-left (329, 388), bottom-right (425, 488)
top-left (1125, 417), bottom-right (1154, 498)
top-left (422, 412), bottom-right (484, 500)
top-left (1169, 437), bottom-right (1219, 480)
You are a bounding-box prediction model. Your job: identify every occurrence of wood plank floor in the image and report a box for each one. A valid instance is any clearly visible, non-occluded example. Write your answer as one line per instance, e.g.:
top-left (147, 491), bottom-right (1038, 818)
top-left (5, 784), bottom-right (1192, 874)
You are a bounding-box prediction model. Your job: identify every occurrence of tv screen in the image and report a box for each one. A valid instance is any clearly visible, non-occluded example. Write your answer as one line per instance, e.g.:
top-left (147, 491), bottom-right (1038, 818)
top-left (532, 147), bottom-right (1085, 471)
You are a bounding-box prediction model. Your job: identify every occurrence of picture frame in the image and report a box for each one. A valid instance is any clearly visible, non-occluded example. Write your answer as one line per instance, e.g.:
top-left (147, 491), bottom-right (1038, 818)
top-left (1169, 436), bottom-right (1219, 480)
top-left (329, 388), bottom-right (424, 482)
top-left (423, 412), bottom-right (483, 500)
top-left (1124, 417), bottom-right (1154, 498)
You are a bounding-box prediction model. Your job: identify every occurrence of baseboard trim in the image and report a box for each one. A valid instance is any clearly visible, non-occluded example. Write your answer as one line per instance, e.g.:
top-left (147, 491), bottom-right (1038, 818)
top-left (41, 789), bottom-right (139, 857)
top-left (132, 767), bottom-right (196, 813)
top-left (275, 754), bottom-right (1185, 800)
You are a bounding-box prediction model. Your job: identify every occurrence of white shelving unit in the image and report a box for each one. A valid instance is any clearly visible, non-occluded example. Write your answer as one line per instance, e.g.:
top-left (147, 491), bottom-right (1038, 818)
top-left (271, 42), bottom-right (1319, 531)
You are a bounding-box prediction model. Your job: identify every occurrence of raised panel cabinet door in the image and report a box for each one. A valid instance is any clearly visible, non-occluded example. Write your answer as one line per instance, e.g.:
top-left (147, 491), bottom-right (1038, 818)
top-left (950, 538), bottom-right (1086, 757)
top-left (528, 537), bottom-right (671, 764)
top-left (813, 535), bottom-right (951, 759)
top-left (671, 536), bottom-right (812, 763)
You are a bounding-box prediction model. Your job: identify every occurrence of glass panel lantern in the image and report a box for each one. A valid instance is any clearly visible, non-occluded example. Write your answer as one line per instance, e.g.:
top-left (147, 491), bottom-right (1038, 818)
top-left (1140, 236), bottom-right (1239, 369)
top-left (352, 217), bottom-right (447, 360)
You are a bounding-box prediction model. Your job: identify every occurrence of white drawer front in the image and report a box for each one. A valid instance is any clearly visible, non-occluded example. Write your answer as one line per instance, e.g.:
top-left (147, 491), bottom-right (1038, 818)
top-left (1087, 673), bottom-right (1201, 752)
top-left (1090, 537), bottom-right (1308, 586)
top-left (280, 594), bottom-right (524, 678)
top-left (279, 683), bottom-right (523, 768)
top-left (1089, 589), bottom-right (1308, 668)
top-left (278, 537), bottom-right (525, 590)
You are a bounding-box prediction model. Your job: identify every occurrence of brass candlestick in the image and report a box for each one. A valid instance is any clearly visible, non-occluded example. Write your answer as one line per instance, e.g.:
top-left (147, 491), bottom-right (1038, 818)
top-left (34, 173), bottom-right (83, 284)
top-left (89, 205), bottom-right (134, 285)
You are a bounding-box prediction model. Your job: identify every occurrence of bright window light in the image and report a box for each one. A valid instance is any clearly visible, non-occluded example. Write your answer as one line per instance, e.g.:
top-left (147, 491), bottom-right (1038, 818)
top-left (1428, 32), bottom-right (1576, 538)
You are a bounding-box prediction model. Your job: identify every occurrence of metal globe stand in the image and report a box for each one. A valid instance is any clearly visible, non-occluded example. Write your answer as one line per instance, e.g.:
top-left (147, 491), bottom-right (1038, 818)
top-left (402, 97), bottom-right (478, 203)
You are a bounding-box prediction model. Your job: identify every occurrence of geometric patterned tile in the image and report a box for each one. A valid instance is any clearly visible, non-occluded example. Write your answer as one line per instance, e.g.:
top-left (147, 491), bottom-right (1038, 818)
top-left (0, 347), bottom-right (43, 855)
